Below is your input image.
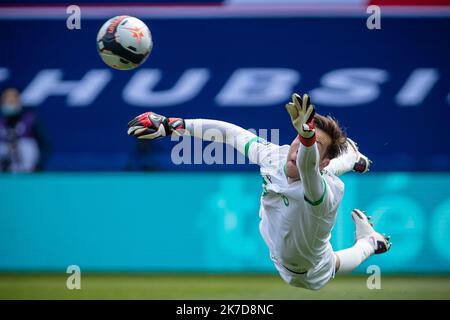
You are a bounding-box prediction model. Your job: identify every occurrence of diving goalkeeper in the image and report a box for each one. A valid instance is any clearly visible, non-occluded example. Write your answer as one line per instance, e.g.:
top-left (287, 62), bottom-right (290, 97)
top-left (127, 93), bottom-right (391, 290)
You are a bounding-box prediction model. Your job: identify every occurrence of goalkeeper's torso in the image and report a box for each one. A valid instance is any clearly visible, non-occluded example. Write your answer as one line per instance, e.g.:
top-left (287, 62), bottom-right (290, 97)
top-left (257, 144), bottom-right (344, 288)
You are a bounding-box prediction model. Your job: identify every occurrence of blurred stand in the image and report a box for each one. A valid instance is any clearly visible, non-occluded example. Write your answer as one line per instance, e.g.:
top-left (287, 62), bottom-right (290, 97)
top-left (0, 88), bottom-right (49, 173)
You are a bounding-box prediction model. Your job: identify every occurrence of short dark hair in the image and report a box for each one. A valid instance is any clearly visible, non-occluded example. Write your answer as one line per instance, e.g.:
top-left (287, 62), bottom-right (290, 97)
top-left (314, 114), bottom-right (347, 160)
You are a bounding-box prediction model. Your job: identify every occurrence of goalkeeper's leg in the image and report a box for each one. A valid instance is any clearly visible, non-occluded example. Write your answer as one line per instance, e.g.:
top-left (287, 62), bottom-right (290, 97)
top-left (325, 138), bottom-right (371, 176)
top-left (335, 209), bottom-right (391, 273)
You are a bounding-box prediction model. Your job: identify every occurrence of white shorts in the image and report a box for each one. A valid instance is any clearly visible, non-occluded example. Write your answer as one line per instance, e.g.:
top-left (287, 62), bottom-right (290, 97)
top-left (270, 247), bottom-right (336, 291)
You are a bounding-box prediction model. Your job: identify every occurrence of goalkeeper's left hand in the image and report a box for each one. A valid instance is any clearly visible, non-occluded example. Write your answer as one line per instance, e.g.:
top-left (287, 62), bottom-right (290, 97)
top-left (285, 93), bottom-right (316, 139)
top-left (127, 112), bottom-right (185, 139)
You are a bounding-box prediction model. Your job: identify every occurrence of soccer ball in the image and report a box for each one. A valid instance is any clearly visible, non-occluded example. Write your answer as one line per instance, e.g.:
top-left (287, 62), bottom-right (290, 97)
top-left (97, 15), bottom-right (153, 70)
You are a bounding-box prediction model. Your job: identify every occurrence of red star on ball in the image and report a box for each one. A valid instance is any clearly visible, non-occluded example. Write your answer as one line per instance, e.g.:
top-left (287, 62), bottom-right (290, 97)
top-left (123, 26), bottom-right (145, 44)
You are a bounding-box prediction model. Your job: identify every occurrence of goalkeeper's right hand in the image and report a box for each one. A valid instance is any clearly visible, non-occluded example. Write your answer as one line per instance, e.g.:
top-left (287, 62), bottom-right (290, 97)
top-left (285, 93), bottom-right (316, 140)
top-left (127, 112), bottom-right (185, 140)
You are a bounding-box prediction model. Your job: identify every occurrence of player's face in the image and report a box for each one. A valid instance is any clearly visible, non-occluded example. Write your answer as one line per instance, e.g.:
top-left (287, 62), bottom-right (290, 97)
top-left (285, 128), bottom-right (332, 181)
top-left (1, 89), bottom-right (22, 116)
top-left (1, 89), bottom-right (20, 105)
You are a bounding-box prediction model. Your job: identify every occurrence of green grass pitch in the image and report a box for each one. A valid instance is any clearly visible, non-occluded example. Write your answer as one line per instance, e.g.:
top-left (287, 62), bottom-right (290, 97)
top-left (1, 274), bottom-right (450, 300)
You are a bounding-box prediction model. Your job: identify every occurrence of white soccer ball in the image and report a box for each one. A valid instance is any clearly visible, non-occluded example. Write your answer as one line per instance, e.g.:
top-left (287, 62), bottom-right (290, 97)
top-left (97, 15), bottom-right (153, 70)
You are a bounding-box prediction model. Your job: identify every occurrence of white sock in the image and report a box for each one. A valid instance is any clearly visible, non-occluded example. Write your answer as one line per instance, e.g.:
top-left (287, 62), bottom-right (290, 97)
top-left (325, 147), bottom-right (357, 176)
top-left (335, 238), bottom-right (375, 273)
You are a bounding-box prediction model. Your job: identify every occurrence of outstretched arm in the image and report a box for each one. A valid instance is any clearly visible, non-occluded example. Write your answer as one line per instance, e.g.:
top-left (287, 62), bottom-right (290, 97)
top-left (286, 93), bottom-right (325, 204)
top-left (296, 139), bottom-right (325, 205)
top-left (127, 112), bottom-right (275, 165)
top-left (184, 119), bottom-right (256, 158)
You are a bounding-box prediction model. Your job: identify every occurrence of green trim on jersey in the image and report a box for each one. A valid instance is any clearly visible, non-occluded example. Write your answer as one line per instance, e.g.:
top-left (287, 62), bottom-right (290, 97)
top-left (245, 137), bottom-right (259, 158)
top-left (281, 195), bottom-right (290, 206)
top-left (304, 178), bottom-right (327, 206)
top-left (262, 176), bottom-right (268, 197)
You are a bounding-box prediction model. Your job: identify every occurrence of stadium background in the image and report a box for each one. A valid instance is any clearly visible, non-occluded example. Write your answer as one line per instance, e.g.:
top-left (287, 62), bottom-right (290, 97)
top-left (1, 0), bottom-right (450, 299)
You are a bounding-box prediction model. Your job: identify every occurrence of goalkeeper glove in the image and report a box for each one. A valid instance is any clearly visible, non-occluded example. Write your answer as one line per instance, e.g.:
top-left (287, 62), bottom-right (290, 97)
top-left (127, 112), bottom-right (185, 139)
top-left (285, 93), bottom-right (316, 144)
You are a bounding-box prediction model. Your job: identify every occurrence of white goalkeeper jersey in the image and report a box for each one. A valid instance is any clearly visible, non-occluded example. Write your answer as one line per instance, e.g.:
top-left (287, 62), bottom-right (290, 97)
top-left (185, 119), bottom-right (344, 290)
top-left (247, 139), bottom-right (344, 290)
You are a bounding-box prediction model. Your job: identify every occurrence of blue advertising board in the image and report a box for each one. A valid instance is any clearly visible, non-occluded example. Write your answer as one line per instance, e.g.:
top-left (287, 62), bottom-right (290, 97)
top-left (1, 15), bottom-right (449, 171)
top-left (0, 173), bottom-right (449, 273)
